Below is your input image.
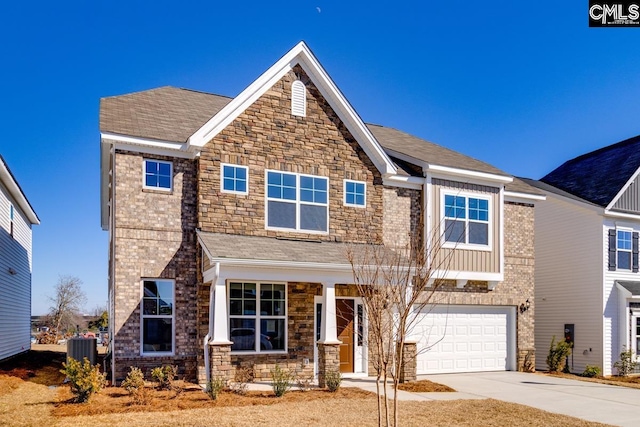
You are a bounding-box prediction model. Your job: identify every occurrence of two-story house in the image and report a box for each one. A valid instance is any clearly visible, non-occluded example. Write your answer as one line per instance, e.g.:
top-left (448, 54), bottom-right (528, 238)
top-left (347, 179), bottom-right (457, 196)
top-left (526, 135), bottom-right (640, 376)
top-left (100, 42), bottom-right (543, 384)
top-left (0, 155), bottom-right (39, 361)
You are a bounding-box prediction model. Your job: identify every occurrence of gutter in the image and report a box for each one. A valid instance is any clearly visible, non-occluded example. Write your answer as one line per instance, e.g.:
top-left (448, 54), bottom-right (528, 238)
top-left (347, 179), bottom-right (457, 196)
top-left (203, 261), bottom-right (220, 385)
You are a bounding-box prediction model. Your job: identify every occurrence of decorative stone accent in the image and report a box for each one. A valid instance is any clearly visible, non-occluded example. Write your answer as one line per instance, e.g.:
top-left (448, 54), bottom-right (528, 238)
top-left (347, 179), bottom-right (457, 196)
top-left (399, 341), bottom-right (417, 383)
top-left (317, 343), bottom-right (340, 388)
top-left (209, 343), bottom-right (233, 382)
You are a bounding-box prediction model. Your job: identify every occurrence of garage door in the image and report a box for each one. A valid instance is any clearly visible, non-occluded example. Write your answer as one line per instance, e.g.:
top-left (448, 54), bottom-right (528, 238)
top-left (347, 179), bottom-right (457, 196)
top-left (412, 305), bottom-right (515, 374)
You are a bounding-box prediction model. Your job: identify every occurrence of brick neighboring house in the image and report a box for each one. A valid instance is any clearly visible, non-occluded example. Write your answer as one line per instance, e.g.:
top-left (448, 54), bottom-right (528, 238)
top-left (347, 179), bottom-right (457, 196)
top-left (99, 42), bottom-right (543, 384)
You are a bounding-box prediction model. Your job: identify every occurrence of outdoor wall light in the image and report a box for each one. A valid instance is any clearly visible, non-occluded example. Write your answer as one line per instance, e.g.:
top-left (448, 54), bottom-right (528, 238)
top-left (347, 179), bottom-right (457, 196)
top-left (519, 299), bottom-right (531, 314)
top-left (7, 267), bottom-right (17, 275)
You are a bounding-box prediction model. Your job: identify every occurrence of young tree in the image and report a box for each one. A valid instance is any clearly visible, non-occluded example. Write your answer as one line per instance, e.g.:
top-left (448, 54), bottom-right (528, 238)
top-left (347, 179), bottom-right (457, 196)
top-left (346, 220), bottom-right (454, 427)
top-left (48, 275), bottom-right (87, 341)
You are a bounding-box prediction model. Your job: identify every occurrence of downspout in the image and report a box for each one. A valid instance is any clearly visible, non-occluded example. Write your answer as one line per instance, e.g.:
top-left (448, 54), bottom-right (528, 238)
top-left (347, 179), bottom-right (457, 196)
top-left (203, 261), bottom-right (220, 385)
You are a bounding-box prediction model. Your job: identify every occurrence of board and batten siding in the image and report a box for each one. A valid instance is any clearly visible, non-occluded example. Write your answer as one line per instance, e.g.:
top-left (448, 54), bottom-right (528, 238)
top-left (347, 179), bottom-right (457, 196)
top-left (533, 194), bottom-right (603, 374)
top-left (431, 178), bottom-right (500, 274)
top-left (0, 180), bottom-right (34, 361)
top-left (612, 174), bottom-right (640, 214)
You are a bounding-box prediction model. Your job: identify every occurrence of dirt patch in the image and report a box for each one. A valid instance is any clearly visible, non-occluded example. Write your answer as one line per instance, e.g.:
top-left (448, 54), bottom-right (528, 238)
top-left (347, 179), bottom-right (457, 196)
top-left (397, 379), bottom-right (455, 392)
top-left (0, 349), bottom-right (68, 385)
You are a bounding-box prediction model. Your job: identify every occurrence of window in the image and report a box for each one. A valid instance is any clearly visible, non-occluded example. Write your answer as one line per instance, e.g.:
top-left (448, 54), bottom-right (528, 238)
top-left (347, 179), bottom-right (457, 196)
top-left (266, 171), bottom-right (328, 232)
top-left (229, 282), bottom-right (286, 352)
top-left (221, 164), bottom-right (248, 194)
top-left (443, 193), bottom-right (490, 246)
top-left (618, 229), bottom-right (632, 270)
top-left (291, 80), bottom-right (306, 117)
top-left (344, 180), bottom-right (366, 207)
top-left (144, 159), bottom-right (172, 190)
top-left (141, 279), bottom-right (174, 354)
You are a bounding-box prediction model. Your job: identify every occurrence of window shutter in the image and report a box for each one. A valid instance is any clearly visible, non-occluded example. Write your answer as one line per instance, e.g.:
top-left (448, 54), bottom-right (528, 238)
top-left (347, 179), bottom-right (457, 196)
top-left (291, 80), bottom-right (306, 117)
top-left (608, 229), bottom-right (617, 271)
top-left (633, 232), bottom-right (639, 273)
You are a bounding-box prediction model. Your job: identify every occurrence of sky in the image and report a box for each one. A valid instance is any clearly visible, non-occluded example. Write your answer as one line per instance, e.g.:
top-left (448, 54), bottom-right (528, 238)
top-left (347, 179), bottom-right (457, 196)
top-left (2, 2), bottom-right (640, 315)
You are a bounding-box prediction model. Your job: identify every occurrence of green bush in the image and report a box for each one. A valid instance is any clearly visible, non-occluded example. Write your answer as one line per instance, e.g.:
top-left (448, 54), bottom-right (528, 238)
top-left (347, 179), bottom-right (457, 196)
top-left (546, 336), bottom-right (572, 373)
top-left (60, 357), bottom-right (106, 403)
top-left (121, 366), bottom-right (150, 405)
top-left (206, 376), bottom-right (226, 400)
top-left (151, 365), bottom-right (178, 390)
top-left (582, 365), bottom-right (601, 378)
top-left (270, 364), bottom-right (293, 397)
top-left (614, 348), bottom-right (638, 377)
top-left (325, 369), bottom-right (342, 392)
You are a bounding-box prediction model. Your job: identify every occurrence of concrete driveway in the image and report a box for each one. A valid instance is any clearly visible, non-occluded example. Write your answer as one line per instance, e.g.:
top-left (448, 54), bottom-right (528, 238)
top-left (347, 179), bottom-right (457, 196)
top-left (422, 371), bottom-right (640, 427)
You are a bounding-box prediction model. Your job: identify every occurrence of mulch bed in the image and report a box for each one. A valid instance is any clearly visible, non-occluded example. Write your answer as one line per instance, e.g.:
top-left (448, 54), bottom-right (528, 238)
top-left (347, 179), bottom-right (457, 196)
top-left (397, 379), bottom-right (455, 392)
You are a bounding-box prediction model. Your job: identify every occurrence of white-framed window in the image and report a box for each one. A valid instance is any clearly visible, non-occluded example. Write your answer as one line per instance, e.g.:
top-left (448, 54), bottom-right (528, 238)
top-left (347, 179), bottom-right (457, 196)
top-left (617, 229), bottom-right (633, 270)
top-left (291, 80), bottom-right (306, 117)
top-left (221, 163), bottom-right (248, 195)
top-left (442, 192), bottom-right (491, 248)
top-left (344, 180), bottom-right (366, 207)
top-left (141, 279), bottom-right (175, 355)
top-left (265, 170), bottom-right (328, 233)
top-left (229, 281), bottom-right (287, 353)
top-left (143, 159), bottom-right (172, 191)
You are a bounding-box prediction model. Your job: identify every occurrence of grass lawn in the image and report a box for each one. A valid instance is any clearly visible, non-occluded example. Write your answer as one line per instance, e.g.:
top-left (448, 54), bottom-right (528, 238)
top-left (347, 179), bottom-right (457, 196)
top-left (0, 348), bottom-right (613, 427)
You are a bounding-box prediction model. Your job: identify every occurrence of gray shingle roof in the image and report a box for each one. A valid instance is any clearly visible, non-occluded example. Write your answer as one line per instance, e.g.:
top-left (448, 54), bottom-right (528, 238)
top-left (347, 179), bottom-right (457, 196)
top-left (541, 135), bottom-right (640, 207)
top-left (618, 281), bottom-right (640, 295)
top-left (198, 232), bottom-right (350, 265)
top-left (519, 177), bottom-right (599, 206)
top-left (100, 86), bottom-right (542, 196)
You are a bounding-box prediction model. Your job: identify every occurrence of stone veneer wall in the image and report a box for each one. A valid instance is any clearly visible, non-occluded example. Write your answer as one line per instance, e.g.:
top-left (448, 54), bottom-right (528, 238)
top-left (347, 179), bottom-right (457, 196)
top-left (197, 65), bottom-right (384, 244)
top-left (112, 151), bottom-right (199, 383)
top-left (382, 186), bottom-right (422, 249)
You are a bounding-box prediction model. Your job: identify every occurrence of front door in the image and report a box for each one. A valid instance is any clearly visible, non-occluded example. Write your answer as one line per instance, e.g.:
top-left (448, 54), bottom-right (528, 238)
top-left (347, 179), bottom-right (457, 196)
top-left (336, 299), bottom-right (355, 373)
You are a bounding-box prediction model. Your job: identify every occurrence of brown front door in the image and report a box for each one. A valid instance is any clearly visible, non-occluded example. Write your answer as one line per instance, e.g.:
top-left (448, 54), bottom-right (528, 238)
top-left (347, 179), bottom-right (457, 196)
top-left (336, 299), bottom-right (354, 373)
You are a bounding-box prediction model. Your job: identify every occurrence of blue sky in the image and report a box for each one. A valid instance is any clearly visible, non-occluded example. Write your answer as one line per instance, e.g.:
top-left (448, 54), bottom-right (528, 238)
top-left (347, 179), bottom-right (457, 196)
top-left (2, 2), bottom-right (640, 315)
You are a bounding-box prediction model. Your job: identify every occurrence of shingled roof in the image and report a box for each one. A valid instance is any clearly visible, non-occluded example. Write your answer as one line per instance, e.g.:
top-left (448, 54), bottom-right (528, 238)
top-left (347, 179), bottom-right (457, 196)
top-left (100, 86), bottom-right (541, 196)
top-left (541, 135), bottom-right (640, 207)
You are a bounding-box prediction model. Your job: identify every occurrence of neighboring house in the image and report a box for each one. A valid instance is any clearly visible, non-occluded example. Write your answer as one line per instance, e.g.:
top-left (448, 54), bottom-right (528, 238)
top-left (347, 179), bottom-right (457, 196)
top-left (526, 135), bottom-right (640, 375)
top-left (99, 41), bottom-right (543, 384)
top-left (0, 155), bottom-right (39, 361)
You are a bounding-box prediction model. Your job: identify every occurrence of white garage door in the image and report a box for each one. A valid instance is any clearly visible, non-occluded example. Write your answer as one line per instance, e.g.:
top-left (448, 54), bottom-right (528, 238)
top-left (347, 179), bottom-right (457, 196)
top-left (412, 305), bottom-right (515, 374)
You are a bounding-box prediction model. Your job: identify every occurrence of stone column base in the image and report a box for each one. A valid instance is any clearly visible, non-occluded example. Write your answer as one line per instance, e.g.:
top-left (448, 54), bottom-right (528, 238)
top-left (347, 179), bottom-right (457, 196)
top-left (209, 343), bottom-right (233, 383)
top-left (518, 348), bottom-right (535, 372)
top-left (398, 341), bottom-right (417, 383)
top-left (317, 342), bottom-right (340, 388)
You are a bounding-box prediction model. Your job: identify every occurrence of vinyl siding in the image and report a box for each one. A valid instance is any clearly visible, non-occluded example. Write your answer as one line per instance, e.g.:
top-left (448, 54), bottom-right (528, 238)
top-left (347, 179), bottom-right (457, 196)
top-left (534, 194), bottom-right (603, 374)
top-left (431, 178), bottom-right (500, 273)
top-left (0, 180), bottom-right (33, 361)
top-left (612, 174), bottom-right (640, 214)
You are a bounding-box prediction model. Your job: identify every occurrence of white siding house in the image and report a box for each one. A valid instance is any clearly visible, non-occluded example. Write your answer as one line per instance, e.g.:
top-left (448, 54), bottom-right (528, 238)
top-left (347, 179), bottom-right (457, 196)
top-left (0, 156), bottom-right (39, 361)
top-left (527, 134), bottom-right (640, 375)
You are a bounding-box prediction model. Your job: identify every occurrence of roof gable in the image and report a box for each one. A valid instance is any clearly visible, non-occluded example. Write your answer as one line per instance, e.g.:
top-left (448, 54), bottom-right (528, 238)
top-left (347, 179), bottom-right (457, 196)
top-left (541, 135), bottom-right (640, 207)
top-left (187, 41), bottom-right (397, 176)
top-left (0, 155), bottom-right (39, 225)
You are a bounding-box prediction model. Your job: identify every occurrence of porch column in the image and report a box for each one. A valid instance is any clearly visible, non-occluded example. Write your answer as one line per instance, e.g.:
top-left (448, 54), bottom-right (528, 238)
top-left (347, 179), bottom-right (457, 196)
top-left (211, 279), bottom-right (232, 344)
top-left (318, 282), bottom-right (341, 388)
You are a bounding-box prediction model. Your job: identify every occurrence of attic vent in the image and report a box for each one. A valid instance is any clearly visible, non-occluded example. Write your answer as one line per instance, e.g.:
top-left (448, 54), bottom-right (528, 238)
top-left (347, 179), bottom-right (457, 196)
top-left (291, 80), bottom-right (306, 117)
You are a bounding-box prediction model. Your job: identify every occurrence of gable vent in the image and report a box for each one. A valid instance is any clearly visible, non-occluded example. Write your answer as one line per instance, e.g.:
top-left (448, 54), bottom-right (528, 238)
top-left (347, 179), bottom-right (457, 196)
top-left (291, 80), bottom-right (306, 117)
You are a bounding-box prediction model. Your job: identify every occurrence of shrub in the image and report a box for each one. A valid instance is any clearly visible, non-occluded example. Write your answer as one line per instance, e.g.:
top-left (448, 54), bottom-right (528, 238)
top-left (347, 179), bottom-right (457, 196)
top-left (206, 376), bottom-right (226, 400)
top-left (546, 336), bottom-right (572, 373)
top-left (121, 366), bottom-right (150, 405)
top-left (614, 348), bottom-right (638, 377)
top-left (60, 357), bottom-right (106, 403)
top-left (325, 369), bottom-right (342, 392)
top-left (582, 365), bottom-right (601, 378)
top-left (270, 364), bottom-right (293, 397)
top-left (151, 365), bottom-right (178, 390)
top-left (231, 366), bottom-right (253, 395)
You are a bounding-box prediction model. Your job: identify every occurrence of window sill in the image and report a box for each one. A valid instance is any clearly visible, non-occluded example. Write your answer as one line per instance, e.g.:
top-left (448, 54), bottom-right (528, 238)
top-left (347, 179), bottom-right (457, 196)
top-left (231, 350), bottom-right (288, 355)
top-left (142, 187), bottom-right (173, 195)
top-left (442, 242), bottom-right (493, 252)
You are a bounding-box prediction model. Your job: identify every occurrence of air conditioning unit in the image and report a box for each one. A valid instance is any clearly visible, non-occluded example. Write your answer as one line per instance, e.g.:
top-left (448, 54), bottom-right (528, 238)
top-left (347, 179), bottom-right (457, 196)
top-left (67, 338), bottom-right (97, 365)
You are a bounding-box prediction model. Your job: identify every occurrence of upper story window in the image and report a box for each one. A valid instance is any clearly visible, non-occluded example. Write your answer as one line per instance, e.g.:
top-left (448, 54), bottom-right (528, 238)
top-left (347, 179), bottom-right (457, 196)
top-left (266, 170), bottom-right (328, 233)
top-left (617, 230), bottom-right (632, 270)
top-left (141, 279), bottom-right (174, 355)
top-left (443, 193), bottom-right (490, 247)
top-left (229, 281), bottom-right (286, 353)
top-left (144, 159), bottom-right (172, 191)
top-left (344, 180), bottom-right (366, 207)
top-left (221, 164), bottom-right (248, 195)
top-left (291, 80), bottom-right (306, 117)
